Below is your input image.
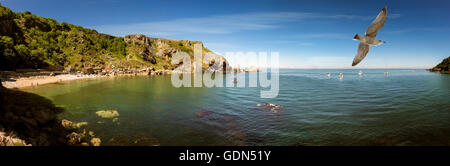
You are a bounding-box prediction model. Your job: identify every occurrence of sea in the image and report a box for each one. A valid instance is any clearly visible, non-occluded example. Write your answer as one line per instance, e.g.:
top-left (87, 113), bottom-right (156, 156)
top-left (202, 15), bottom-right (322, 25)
top-left (24, 69), bottom-right (450, 145)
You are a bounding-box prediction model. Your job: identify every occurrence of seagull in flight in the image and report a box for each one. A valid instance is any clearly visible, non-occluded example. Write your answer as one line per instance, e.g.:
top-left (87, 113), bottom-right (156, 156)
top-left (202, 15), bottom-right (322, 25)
top-left (352, 6), bottom-right (388, 66)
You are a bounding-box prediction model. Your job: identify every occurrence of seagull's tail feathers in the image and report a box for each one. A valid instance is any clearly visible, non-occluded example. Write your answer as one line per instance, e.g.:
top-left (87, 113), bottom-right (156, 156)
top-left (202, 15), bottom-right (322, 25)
top-left (353, 34), bottom-right (362, 41)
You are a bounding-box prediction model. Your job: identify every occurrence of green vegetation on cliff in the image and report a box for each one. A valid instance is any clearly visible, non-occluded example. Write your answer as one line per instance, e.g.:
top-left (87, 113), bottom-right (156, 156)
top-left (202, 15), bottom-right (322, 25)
top-left (0, 4), bottom-right (127, 70)
top-left (0, 4), bottom-right (229, 71)
top-left (430, 56), bottom-right (450, 73)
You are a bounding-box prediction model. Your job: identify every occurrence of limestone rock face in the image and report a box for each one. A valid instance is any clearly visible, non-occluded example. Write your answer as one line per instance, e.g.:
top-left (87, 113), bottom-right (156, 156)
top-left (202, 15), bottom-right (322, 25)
top-left (149, 38), bottom-right (178, 60)
top-left (124, 34), bottom-right (149, 45)
top-left (140, 46), bottom-right (157, 64)
top-left (123, 34), bottom-right (232, 72)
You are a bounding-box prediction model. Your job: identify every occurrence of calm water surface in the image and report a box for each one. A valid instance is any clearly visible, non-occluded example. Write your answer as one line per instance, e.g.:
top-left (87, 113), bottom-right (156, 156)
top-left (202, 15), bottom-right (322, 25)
top-left (25, 69), bottom-right (450, 145)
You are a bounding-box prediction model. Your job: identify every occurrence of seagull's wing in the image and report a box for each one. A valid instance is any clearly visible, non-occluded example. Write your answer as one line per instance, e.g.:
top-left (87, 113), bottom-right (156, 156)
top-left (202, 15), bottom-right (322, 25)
top-left (352, 43), bottom-right (370, 66)
top-left (365, 6), bottom-right (387, 37)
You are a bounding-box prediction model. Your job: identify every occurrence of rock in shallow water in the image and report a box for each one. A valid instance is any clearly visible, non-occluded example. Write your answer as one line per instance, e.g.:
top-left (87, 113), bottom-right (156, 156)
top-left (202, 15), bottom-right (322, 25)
top-left (61, 119), bottom-right (73, 128)
top-left (95, 110), bottom-right (120, 118)
top-left (74, 122), bottom-right (88, 128)
top-left (66, 132), bottom-right (82, 145)
top-left (0, 131), bottom-right (31, 146)
top-left (257, 103), bottom-right (283, 112)
top-left (61, 119), bottom-right (88, 129)
top-left (90, 138), bottom-right (101, 146)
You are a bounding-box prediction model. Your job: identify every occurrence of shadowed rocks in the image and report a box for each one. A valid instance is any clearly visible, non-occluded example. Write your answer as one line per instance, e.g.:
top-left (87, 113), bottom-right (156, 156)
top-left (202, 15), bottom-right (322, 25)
top-left (0, 86), bottom-right (68, 145)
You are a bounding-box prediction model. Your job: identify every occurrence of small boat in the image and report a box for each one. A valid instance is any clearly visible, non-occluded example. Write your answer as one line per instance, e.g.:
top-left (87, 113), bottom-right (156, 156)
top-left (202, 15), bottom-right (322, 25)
top-left (358, 70), bottom-right (363, 76)
top-left (339, 73), bottom-right (343, 80)
top-left (327, 73), bottom-right (330, 78)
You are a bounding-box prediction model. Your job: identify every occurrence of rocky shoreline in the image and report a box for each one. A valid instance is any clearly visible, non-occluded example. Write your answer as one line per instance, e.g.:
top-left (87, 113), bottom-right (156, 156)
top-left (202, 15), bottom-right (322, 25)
top-left (0, 130), bottom-right (31, 146)
top-left (429, 56), bottom-right (450, 74)
top-left (429, 69), bottom-right (450, 74)
top-left (0, 84), bottom-right (69, 146)
top-left (0, 82), bottom-right (121, 146)
top-left (0, 65), bottom-right (252, 89)
top-left (0, 68), bottom-right (171, 146)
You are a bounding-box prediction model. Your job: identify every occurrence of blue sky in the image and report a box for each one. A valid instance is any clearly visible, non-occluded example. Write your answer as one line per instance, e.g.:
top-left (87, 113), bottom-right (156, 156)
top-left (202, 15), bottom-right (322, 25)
top-left (3, 0), bottom-right (450, 68)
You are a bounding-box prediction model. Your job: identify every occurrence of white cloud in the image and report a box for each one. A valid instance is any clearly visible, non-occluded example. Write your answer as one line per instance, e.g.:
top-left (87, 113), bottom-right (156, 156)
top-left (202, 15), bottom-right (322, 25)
top-left (92, 12), bottom-right (384, 37)
top-left (288, 33), bottom-right (349, 39)
top-left (297, 42), bottom-right (314, 46)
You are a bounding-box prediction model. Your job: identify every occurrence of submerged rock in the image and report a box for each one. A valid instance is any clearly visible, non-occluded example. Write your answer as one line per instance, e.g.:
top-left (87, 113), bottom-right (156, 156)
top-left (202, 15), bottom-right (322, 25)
top-left (66, 132), bottom-right (82, 145)
top-left (108, 134), bottom-right (160, 146)
top-left (61, 119), bottom-right (73, 129)
top-left (61, 119), bottom-right (88, 129)
top-left (95, 110), bottom-right (119, 118)
top-left (90, 138), bottom-right (101, 146)
top-left (74, 122), bottom-right (88, 128)
top-left (195, 110), bottom-right (256, 145)
top-left (257, 103), bottom-right (283, 112)
top-left (195, 111), bottom-right (214, 118)
top-left (65, 128), bottom-right (102, 146)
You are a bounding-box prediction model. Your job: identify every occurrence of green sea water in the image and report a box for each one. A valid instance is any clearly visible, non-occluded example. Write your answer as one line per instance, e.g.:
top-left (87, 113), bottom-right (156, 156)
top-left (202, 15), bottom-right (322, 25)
top-left (24, 69), bottom-right (450, 145)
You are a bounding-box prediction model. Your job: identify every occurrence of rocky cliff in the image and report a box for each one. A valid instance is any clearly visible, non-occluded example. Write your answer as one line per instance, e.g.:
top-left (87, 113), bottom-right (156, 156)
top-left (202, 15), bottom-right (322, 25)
top-left (123, 34), bottom-right (231, 72)
top-left (429, 56), bottom-right (450, 74)
top-left (0, 4), bottom-right (231, 73)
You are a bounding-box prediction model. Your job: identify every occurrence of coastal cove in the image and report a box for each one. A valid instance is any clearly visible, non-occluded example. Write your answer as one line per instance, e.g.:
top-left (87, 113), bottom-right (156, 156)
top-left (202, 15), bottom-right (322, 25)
top-left (11, 69), bottom-right (450, 146)
top-left (1, 1), bottom-right (450, 148)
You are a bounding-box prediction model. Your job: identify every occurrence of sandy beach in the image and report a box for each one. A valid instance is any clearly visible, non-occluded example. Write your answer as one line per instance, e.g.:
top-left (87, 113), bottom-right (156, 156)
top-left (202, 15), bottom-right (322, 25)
top-left (1, 74), bottom-right (103, 89)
